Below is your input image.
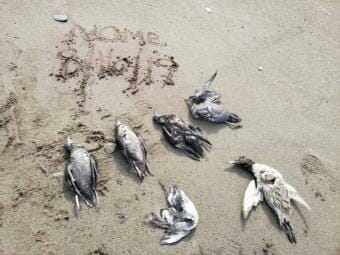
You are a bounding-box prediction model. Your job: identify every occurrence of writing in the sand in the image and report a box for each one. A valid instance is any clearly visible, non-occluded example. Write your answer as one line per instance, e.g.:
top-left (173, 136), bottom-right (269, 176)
top-left (55, 24), bottom-right (178, 94)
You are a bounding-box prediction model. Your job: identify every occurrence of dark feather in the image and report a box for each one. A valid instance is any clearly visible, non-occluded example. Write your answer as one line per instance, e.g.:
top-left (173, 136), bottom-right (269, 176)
top-left (282, 220), bottom-right (296, 243)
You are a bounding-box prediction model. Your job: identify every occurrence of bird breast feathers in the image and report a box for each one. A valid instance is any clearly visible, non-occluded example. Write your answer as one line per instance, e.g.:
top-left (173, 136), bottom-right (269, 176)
top-left (71, 149), bottom-right (90, 163)
top-left (180, 191), bottom-right (199, 223)
top-left (119, 128), bottom-right (139, 145)
top-left (253, 164), bottom-right (283, 180)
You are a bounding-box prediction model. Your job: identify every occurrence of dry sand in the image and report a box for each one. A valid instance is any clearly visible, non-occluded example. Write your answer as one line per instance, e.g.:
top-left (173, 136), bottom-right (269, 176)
top-left (0, 1), bottom-right (339, 254)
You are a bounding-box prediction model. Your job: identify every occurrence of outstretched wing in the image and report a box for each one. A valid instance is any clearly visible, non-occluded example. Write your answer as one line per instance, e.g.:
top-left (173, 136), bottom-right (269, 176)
top-left (243, 180), bottom-right (262, 219)
top-left (285, 182), bottom-right (311, 210)
top-left (194, 71), bottom-right (217, 97)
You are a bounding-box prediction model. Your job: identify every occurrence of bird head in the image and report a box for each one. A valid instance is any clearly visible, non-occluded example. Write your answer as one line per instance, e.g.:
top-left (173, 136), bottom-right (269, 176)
top-left (114, 117), bottom-right (122, 127)
top-left (153, 112), bottom-right (168, 125)
top-left (229, 156), bottom-right (254, 173)
top-left (64, 136), bottom-right (73, 154)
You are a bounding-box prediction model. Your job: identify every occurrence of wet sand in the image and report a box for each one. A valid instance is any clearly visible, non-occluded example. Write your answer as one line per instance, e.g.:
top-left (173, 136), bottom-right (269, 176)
top-left (0, 1), bottom-right (339, 254)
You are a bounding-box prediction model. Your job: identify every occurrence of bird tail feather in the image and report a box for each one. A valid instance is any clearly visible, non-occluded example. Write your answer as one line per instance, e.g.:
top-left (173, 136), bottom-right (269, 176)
top-left (282, 220), bottom-right (296, 243)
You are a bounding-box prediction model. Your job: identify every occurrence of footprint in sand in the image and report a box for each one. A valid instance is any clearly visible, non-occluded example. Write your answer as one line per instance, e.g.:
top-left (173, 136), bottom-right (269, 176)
top-left (300, 152), bottom-right (339, 202)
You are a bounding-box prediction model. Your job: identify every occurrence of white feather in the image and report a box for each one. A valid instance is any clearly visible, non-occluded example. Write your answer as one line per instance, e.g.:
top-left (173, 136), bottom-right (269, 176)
top-left (243, 180), bottom-right (262, 219)
top-left (285, 182), bottom-right (311, 210)
top-left (160, 230), bottom-right (190, 245)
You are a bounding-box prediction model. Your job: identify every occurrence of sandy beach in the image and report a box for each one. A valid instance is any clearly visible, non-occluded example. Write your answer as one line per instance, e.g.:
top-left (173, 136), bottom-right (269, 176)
top-left (0, 0), bottom-right (339, 254)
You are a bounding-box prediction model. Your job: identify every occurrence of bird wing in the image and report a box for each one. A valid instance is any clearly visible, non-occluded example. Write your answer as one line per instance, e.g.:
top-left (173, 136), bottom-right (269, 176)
top-left (285, 182), bottom-right (311, 210)
top-left (90, 155), bottom-right (99, 207)
top-left (160, 213), bottom-right (193, 245)
top-left (137, 135), bottom-right (147, 158)
top-left (135, 136), bottom-right (152, 176)
top-left (194, 106), bottom-right (212, 119)
top-left (184, 119), bottom-right (200, 131)
top-left (121, 132), bottom-right (148, 174)
top-left (160, 229), bottom-right (191, 245)
top-left (162, 126), bottom-right (201, 161)
top-left (90, 155), bottom-right (98, 189)
top-left (152, 185), bottom-right (197, 245)
top-left (206, 93), bottom-right (221, 104)
top-left (194, 71), bottom-right (217, 97)
top-left (160, 212), bottom-right (196, 245)
top-left (243, 180), bottom-right (263, 219)
top-left (175, 143), bottom-right (201, 161)
top-left (162, 125), bottom-right (178, 143)
top-left (184, 135), bottom-right (204, 157)
top-left (264, 180), bottom-right (298, 243)
top-left (196, 102), bottom-right (224, 120)
top-left (66, 162), bottom-right (93, 206)
top-left (66, 162), bottom-right (80, 194)
top-left (150, 207), bottom-right (178, 229)
top-left (263, 179), bottom-right (291, 225)
top-left (185, 121), bottom-right (212, 147)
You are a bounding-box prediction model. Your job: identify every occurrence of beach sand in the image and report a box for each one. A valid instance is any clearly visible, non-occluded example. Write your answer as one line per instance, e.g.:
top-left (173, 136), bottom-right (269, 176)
top-left (0, 1), bottom-right (339, 254)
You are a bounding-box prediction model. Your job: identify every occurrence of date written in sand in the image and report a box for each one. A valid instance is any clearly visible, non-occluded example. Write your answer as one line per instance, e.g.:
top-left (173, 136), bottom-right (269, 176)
top-left (54, 24), bottom-right (179, 95)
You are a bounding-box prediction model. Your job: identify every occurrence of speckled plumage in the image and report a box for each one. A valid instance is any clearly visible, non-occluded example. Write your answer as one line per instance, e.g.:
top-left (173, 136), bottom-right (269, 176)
top-left (115, 120), bottom-right (151, 181)
top-left (230, 156), bottom-right (311, 243)
top-left (153, 113), bottom-right (211, 160)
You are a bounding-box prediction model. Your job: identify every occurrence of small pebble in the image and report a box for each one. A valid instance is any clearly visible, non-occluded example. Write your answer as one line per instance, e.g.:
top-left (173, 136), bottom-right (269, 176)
top-left (205, 7), bottom-right (212, 13)
top-left (53, 14), bottom-right (68, 22)
top-left (257, 66), bottom-right (263, 71)
top-left (104, 142), bottom-right (117, 154)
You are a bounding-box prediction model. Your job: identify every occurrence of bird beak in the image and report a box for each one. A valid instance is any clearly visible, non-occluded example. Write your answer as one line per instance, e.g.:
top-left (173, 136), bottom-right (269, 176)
top-left (66, 136), bottom-right (72, 145)
top-left (114, 117), bottom-right (121, 127)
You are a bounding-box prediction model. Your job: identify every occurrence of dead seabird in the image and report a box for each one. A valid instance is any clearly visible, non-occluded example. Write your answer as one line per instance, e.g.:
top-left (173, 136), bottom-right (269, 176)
top-left (185, 71), bottom-right (242, 128)
top-left (64, 136), bottom-right (99, 213)
top-left (230, 156), bottom-right (311, 243)
top-left (115, 120), bottom-right (152, 181)
top-left (153, 113), bottom-right (211, 160)
top-left (151, 183), bottom-right (199, 245)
